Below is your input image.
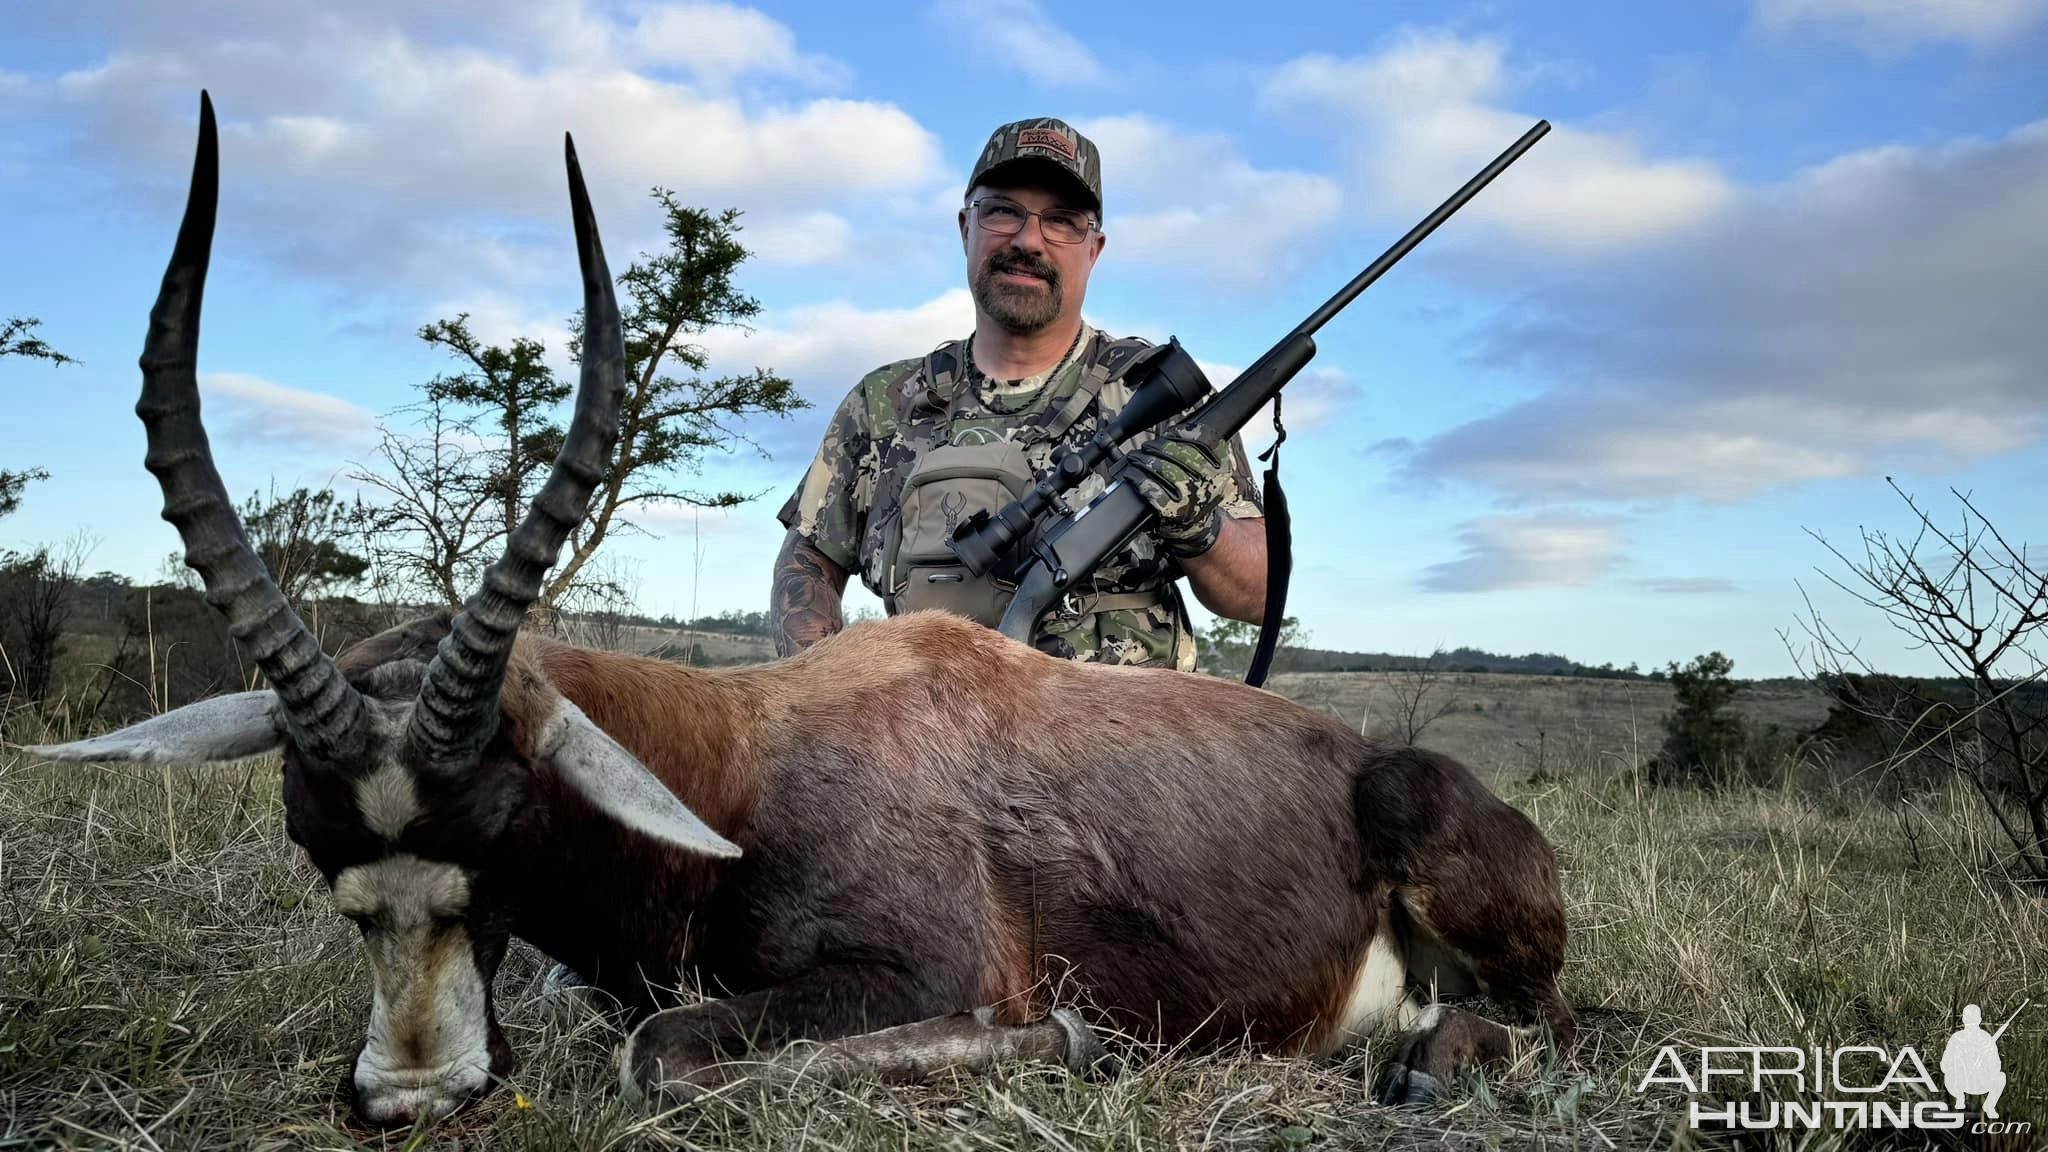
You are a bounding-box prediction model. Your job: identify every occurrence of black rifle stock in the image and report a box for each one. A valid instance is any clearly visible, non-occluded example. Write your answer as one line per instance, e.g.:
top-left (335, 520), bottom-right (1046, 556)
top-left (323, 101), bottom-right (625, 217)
top-left (976, 119), bottom-right (1552, 645)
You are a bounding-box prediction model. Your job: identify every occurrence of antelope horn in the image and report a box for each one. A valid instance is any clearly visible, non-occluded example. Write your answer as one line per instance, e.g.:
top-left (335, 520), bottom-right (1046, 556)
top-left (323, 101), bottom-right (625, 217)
top-left (406, 134), bottom-right (625, 769)
top-left (139, 91), bottom-right (369, 765)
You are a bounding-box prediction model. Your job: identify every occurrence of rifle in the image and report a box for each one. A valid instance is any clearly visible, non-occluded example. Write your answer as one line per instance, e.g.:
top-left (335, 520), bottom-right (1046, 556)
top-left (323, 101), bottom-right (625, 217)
top-left (949, 119), bottom-right (1551, 683)
top-left (1991, 999), bottom-right (2029, 1042)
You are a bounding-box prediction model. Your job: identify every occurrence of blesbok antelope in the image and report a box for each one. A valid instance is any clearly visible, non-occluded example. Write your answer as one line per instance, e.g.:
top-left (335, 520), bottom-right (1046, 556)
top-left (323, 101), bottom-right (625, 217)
top-left (26, 95), bottom-right (1575, 1128)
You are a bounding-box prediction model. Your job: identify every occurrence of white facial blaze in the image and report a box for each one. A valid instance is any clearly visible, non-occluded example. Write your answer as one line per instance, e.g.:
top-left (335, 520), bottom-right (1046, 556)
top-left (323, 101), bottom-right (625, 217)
top-left (333, 855), bottom-right (493, 1124)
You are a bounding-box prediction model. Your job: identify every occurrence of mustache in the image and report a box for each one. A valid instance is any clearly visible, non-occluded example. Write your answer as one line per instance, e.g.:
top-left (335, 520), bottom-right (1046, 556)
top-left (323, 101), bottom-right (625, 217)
top-left (984, 249), bottom-right (1059, 285)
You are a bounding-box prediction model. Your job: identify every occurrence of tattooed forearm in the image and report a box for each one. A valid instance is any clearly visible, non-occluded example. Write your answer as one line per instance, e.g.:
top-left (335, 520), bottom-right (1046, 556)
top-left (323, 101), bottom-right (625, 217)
top-left (771, 529), bottom-right (851, 657)
top-left (1181, 515), bottom-right (1267, 624)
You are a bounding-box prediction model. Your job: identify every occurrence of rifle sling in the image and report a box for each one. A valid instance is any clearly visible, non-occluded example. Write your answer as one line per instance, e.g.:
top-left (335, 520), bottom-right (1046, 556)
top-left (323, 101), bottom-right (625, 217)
top-left (1244, 431), bottom-right (1292, 688)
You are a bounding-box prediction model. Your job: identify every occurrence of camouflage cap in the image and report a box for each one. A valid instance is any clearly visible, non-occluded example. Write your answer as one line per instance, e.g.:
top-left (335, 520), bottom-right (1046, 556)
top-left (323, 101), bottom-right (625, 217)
top-left (968, 117), bottom-right (1102, 215)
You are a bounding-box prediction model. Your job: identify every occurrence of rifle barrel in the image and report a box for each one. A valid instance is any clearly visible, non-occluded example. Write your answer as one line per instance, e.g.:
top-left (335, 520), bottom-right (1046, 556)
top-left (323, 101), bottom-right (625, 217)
top-left (1290, 119), bottom-right (1551, 343)
top-left (1991, 999), bottom-right (2029, 1042)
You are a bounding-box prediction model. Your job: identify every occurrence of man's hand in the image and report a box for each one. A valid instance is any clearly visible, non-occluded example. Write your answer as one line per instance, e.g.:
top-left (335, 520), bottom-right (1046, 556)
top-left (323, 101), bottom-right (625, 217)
top-left (770, 530), bottom-right (850, 657)
top-left (1124, 426), bottom-right (1228, 558)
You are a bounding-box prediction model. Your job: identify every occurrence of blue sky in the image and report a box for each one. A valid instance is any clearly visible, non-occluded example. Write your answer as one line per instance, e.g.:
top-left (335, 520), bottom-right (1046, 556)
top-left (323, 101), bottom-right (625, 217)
top-left (3, 0), bottom-right (2045, 677)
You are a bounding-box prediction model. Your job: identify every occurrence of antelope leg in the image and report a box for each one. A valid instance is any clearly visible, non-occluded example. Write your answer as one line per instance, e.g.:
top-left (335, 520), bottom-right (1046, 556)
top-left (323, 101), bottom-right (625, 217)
top-left (626, 1005), bottom-right (1110, 1105)
top-left (758, 1007), bottom-right (1112, 1086)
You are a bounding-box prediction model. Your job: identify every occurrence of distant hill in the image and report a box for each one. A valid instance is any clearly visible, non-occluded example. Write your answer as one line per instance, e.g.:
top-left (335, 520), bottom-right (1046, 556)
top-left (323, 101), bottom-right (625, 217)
top-left (1268, 644), bottom-right (1654, 679)
top-left (598, 611), bottom-right (1662, 680)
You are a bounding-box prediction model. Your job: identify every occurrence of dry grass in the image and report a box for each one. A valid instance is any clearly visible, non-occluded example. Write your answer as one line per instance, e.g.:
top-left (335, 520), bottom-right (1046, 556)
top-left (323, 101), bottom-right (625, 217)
top-left (2, 680), bottom-right (2044, 1151)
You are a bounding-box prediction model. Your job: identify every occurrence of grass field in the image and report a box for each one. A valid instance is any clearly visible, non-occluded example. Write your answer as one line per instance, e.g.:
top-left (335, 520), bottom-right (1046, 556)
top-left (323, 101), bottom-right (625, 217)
top-left (1265, 670), bottom-right (1833, 777)
top-left (3, 667), bottom-right (2044, 1150)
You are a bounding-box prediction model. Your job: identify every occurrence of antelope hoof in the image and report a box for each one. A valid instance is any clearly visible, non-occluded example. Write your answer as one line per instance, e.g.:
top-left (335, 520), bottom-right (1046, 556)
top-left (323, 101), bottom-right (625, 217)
top-left (540, 963), bottom-right (607, 1026)
top-left (1376, 1063), bottom-right (1447, 1107)
top-left (1050, 1008), bottom-right (1120, 1080)
top-left (618, 1009), bottom-right (720, 1110)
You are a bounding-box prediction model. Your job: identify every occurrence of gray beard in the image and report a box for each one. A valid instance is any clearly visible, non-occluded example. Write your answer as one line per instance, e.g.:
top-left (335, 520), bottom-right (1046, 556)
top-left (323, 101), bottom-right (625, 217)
top-left (972, 261), bottom-right (1063, 335)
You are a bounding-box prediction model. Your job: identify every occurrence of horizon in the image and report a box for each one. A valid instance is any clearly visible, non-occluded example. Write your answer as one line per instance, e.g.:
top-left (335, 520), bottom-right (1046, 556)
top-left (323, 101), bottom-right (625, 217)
top-left (4, 1), bottom-right (2045, 679)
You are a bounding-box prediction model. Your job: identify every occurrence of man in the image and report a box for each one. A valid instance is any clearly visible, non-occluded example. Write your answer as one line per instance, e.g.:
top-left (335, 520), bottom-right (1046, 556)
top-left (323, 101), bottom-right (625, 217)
top-left (1941, 1003), bottom-right (2008, 1119)
top-left (770, 117), bottom-right (1268, 670)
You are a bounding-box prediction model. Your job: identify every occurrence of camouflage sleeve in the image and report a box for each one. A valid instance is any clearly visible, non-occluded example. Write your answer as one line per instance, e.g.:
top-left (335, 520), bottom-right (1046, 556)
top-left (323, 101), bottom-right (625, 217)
top-left (775, 383), bottom-right (874, 572)
top-left (1216, 432), bottom-right (1265, 520)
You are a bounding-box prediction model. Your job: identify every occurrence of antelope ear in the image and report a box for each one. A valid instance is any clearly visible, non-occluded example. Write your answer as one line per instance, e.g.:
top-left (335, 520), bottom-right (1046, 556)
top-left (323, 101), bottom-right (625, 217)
top-left (537, 697), bottom-right (742, 859)
top-left (22, 691), bottom-right (286, 764)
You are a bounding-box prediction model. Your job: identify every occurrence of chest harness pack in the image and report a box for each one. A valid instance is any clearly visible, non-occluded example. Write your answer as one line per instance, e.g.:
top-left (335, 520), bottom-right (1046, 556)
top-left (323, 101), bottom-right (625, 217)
top-left (877, 330), bottom-right (1171, 633)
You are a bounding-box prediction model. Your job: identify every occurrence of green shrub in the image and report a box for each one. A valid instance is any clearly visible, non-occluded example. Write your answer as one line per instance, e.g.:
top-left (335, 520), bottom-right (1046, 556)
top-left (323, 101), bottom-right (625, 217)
top-left (1649, 652), bottom-right (1793, 788)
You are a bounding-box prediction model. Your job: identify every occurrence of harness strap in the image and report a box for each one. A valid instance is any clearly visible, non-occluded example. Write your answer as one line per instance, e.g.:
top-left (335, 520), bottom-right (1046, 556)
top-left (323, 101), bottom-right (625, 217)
top-left (1066, 589), bottom-right (1169, 613)
top-left (1042, 369), bottom-right (1108, 441)
top-left (1039, 332), bottom-right (1148, 442)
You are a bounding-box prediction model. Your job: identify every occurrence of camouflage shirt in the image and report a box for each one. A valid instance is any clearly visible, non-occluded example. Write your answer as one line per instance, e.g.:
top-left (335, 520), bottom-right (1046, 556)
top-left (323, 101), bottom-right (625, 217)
top-left (777, 324), bottom-right (1264, 670)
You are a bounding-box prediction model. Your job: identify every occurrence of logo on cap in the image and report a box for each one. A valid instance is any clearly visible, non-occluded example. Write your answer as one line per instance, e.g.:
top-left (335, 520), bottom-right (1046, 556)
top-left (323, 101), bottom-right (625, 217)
top-left (1016, 127), bottom-right (1076, 160)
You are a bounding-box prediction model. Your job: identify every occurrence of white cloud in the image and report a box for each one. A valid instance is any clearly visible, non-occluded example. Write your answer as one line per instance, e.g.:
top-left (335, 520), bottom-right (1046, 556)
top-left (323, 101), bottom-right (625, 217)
top-left (1260, 30), bottom-right (1733, 254)
top-left (1421, 512), bottom-right (1626, 593)
top-left (628, 2), bottom-right (853, 87)
top-left (1194, 361), bottom-right (1358, 456)
top-left (699, 289), bottom-right (975, 401)
top-left (200, 372), bottom-right (378, 453)
top-left (1398, 118), bottom-right (2048, 504)
top-left (743, 211), bottom-right (854, 265)
top-left (1079, 114), bottom-right (1343, 286)
top-left (29, 3), bottom-right (942, 300)
top-left (1753, 0), bottom-right (2048, 50)
top-left (931, 0), bottom-right (1107, 87)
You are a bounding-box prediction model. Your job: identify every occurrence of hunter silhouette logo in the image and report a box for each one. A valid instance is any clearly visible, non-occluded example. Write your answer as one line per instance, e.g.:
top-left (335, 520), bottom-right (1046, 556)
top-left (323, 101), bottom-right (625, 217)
top-left (1638, 997), bottom-right (2033, 1135)
top-left (1943, 1001), bottom-right (2024, 1119)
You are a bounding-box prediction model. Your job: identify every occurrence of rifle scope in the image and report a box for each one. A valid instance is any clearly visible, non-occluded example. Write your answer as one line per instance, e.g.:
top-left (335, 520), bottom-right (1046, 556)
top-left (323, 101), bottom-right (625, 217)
top-left (948, 336), bottom-right (1212, 577)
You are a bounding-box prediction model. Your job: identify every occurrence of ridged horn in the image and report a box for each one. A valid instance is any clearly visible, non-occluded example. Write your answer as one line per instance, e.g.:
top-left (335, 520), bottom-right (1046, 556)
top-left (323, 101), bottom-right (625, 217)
top-left (138, 91), bottom-right (369, 765)
top-left (405, 134), bottom-right (625, 769)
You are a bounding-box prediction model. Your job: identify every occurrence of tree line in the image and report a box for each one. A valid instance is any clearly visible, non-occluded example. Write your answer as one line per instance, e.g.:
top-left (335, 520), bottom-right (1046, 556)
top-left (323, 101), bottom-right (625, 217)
top-left (1194, 618), bottom-right (1654, 681)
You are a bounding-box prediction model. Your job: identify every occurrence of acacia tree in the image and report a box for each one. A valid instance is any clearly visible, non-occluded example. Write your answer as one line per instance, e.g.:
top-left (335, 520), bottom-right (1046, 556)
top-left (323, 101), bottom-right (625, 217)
top-left (1, 316), bottom-right (75, 519)
top-left (237, 484), bottom-right (371, 605)
top-left (547, 190), bottom-right (804, 605)
top-left (1789, 482), bottom-right (2048, 889)
top-left (0, 467), bottom-right (46, 521)
top-left (353, 190), bottom-right (802, 611)
top-left (348, 319), bottom-right (575, 608)
top-left (0, 317), bottom-right (76, 364)
top-left (350, 392), bottom-right (500, 606)
top-left (419, 314), bottom-right (570, 546)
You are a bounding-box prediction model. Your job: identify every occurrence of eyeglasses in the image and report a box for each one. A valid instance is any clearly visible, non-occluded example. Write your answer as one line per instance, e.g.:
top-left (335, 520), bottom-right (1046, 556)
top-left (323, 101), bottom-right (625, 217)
top-left (970, 197), bottom-right (1097, 245)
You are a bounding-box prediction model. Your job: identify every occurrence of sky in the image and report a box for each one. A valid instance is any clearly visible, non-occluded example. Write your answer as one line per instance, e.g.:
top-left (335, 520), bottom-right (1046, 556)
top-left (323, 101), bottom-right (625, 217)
top-left (2, 0), bottom-right (2045, 678)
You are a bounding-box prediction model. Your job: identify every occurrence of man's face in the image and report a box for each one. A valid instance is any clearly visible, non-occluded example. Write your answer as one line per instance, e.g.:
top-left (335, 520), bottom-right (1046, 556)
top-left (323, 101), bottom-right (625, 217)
top-left (959, 179), bottom-right (1105, 336)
